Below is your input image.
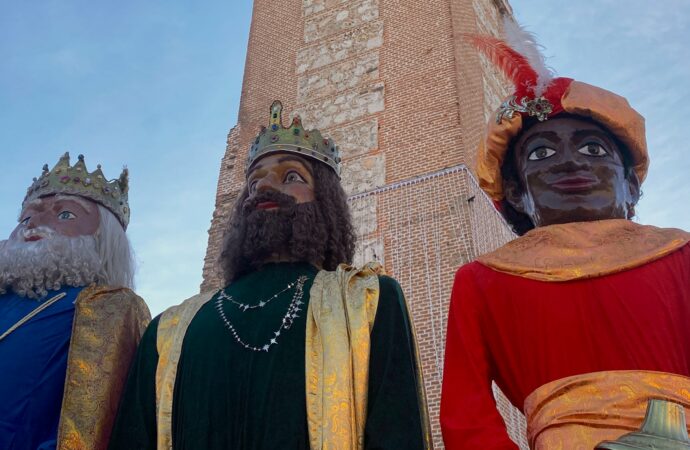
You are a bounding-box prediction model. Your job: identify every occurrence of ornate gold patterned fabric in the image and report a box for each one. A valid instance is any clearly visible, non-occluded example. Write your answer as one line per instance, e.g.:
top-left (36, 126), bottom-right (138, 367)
top-left (523, 370), bottom-right (690, 450)
top-left (155, 290), bottom-right (215, 450)
top-left (57, 285), bottom-right (150, 450)
top-left (305, 263), bottom-right (381, 450)
top-left (478, 219), bottom-right (690, 282)
top-left (476, 80), bottom-right (649, 202)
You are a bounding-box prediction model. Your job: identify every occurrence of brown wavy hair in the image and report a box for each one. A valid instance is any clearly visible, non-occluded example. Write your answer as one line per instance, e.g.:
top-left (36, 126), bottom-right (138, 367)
top-left (219, 161), bottom-right (356, 283)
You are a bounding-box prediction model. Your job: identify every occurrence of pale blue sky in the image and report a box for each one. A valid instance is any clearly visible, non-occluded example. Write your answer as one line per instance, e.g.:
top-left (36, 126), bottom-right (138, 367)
top-left (1, 1), bottom-right (688, 315)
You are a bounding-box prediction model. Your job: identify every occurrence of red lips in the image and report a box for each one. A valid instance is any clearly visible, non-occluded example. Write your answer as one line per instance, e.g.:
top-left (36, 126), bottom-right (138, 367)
top-left (25, 235), bottom-right (43, 242)
top-left (256, 201), bottom-right (280, 210)
top-left (552, 176), bottom-right (598, 192)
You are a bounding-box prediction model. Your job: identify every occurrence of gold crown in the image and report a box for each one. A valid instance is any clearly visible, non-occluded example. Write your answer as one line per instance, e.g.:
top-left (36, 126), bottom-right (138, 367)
top-left (247, 101), bottom-right (341, 176)
top-left (23, 152), bottom-right (130, 229)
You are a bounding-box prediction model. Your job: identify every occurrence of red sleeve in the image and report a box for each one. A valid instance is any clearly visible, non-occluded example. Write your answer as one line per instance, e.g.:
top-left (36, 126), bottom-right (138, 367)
top-left (440, 265), bottom-right (518, 449)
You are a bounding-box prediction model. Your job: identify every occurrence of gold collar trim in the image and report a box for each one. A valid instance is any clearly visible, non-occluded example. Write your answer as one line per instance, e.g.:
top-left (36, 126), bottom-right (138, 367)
top-left (478, 220), bottom-right (690, 282)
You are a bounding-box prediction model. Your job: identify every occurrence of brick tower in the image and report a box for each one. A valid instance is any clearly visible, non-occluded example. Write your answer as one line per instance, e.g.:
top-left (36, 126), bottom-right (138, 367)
top-left (202, 0), bottom-right (526, 447)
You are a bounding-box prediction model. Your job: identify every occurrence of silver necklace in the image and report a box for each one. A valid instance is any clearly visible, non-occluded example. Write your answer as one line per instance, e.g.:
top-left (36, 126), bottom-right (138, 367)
top-left (215, 275), bottom-right (308, 352)
top-left (217, 278), bottom-right (301, 311)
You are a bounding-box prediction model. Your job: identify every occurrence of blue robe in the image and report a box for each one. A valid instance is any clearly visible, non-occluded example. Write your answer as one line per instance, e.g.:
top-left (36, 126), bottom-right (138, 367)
top-left (0, 286), bottom-right (81, 450)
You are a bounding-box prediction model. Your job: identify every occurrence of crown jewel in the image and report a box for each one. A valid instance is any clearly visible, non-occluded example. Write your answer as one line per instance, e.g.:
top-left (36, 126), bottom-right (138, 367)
top-left (247, 101), bottom-right (341, 176)
top-left (23, 152), bottom-right (130, 229)
top-left (496, 95), bottom-right (554, 124)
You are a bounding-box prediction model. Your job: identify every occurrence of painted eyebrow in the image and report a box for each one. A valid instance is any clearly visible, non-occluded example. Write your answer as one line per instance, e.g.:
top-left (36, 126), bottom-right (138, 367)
top-left (54, 195), bottom-right (95, 211)
top-left (570, 129), bottom-right (613, 145)
top-left (523, 131), bottom-right (561, 149)
top-left (248, 155), bottom-right (314, 178)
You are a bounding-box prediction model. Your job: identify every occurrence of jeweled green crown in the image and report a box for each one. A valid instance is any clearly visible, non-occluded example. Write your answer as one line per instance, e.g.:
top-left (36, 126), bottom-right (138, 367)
top-left (23, 152), bottom-right (130, 229)
top-left (247, 101), bottom-right (341, 176)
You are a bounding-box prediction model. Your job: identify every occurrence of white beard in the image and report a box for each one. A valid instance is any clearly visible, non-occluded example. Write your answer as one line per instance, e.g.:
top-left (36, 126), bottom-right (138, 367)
top-left (0, 227), bottom-right (105, 299)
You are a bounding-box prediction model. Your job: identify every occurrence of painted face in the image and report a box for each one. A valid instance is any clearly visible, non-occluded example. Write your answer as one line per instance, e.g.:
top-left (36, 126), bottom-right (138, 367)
top-left (506, 116), bottom-right (639, 227)
top-left (246, 153), bottom-right (315, 208)
top-left (10, 195), bottom-right (100, 241)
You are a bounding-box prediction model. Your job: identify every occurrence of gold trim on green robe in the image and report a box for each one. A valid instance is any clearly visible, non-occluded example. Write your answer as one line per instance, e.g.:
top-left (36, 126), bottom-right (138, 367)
top-left (155, 290), bottom-right (215, 450)
top-left (57, 285), bottom-right (151, 450)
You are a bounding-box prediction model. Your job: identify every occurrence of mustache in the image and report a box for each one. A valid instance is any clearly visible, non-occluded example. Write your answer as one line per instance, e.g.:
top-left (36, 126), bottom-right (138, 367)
top-left (242, 190), bottom-right (297, 213)
top-left (19, 226), bottom-right (56, 241)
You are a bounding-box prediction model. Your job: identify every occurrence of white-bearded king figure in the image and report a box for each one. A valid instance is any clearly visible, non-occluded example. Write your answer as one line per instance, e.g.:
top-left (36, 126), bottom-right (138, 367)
top-left (0, 153), bottom-right (151, 450)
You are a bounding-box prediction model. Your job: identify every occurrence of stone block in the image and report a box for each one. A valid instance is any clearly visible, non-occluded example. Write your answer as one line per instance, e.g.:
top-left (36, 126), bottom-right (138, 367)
top-left (349, 195), bottom-right (378, 235)
top-left (293, 82), bottom-right (384, 130)
top-left (325, 118), bottom-right (378, 159)
top-left (353, 237), bottom-right (385, 268)
top-left (297, 51), bottom-right (379, 102)
top-left (303, 0), bottom-right (350, 17)
top-left (296, 21), bottom-right (383, 74)
top-left (304, 0), bottom-right (379, 43)
top-left (340, 153), bottom-right (385, 196)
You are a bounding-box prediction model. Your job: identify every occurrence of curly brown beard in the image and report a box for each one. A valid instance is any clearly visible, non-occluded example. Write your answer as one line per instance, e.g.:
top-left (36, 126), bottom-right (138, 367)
top-left (219, 162), bottom-right (356, 283)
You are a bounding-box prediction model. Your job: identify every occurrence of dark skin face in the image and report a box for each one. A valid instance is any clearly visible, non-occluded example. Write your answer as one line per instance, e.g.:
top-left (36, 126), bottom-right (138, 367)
top-left (246, 153), bottom-right (315, 207)
top-left (244, 153), bottom-right (317, 264)
top-left (504, 116), bottom-right (640, 227)
top-left (11, 195), bottom-right (100, 241)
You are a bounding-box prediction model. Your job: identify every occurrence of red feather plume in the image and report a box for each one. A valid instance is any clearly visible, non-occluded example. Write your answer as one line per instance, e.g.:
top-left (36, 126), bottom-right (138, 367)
top-left (464, 34), bottom-right (538, 95)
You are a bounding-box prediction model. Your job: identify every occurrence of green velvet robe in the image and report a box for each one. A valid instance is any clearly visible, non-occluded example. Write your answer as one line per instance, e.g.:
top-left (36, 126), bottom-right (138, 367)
top-left (109, 262), bottom-right (426, 449)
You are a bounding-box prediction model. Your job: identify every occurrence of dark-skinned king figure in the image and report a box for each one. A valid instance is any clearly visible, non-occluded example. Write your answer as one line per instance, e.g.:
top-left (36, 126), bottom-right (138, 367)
top-left (440, 19), bottom-right (690, 450)
top-left (109, 101), bottom-right (431, 450)
top-left (0, 153), bottom-right (151, 449)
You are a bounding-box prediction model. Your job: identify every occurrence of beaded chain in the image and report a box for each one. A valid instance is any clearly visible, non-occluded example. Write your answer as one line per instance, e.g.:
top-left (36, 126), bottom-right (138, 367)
top-left (215, 275), bottom-right (308, 352)
top-left (217, 278), bottom-right (302, 311)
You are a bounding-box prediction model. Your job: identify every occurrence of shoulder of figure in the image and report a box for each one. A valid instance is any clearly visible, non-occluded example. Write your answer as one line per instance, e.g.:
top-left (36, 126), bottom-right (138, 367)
top-left (155, 290), bottom-right (217, 332)
top-left (374, 274), bottom-right (411, 318)
top-left (158, 290), bottom-right (216, 318)
top-left (75, 285), bottom-right (151, 318)
top-left (377, 274), bottom-right (403, 298)
top-left (329, 262), bottom-right (402, 303)
top-left (454, 259), bottom-right (495, 283)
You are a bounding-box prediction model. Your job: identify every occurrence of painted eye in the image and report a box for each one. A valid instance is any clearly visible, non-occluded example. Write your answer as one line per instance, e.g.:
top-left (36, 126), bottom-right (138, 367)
top-left (58, 211), bottom-right (76, 220)
top-left (20, 217), bottom-right (30, 225)
top-left (528, 147), bottom-right (556, 161)
top-left (284, 171), bottom-right (306, 183)
top-left (248, 180), bottom-right (258, 193)
top-left (577, 143), bottom-right (608, 157)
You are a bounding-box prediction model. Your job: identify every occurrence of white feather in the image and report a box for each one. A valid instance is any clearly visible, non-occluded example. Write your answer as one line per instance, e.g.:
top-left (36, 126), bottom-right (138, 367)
top-left (502, 17), bottom-right (554, 96)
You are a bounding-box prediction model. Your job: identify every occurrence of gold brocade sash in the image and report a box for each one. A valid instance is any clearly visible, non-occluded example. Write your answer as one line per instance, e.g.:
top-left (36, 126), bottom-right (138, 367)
top-left (305, 263), bottom-right (381, 450)
top-left (155, 290), bottom-right (215, 450)
top-left (478, 219), bottom-right (690, 282)
top-left (57, 286), bottom-right (151, 450)
top-left (523, 370), bottom-right (690, 450)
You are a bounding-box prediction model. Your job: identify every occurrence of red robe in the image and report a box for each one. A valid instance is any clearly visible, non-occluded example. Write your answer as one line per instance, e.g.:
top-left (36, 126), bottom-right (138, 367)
top-left (440, 222), bottom-right (690, 449)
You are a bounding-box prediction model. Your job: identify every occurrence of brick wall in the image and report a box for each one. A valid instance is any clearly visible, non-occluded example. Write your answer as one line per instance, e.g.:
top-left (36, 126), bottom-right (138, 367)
top-left (202, 0), bottom-right (523, 448)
